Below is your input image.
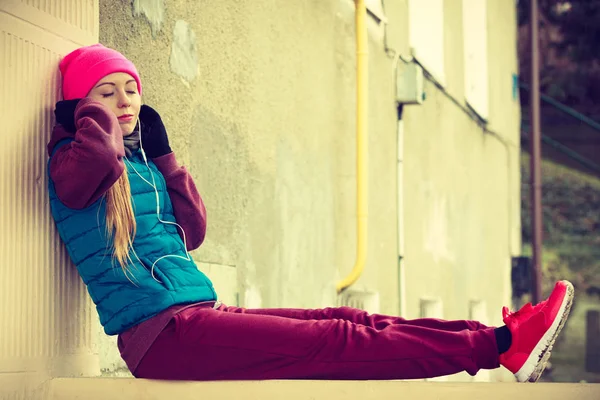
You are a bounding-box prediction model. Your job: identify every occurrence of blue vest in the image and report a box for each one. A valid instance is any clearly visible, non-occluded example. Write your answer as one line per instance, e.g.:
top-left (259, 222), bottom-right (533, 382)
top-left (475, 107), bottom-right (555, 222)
top-left (48, 145), bottom-right (217, 335)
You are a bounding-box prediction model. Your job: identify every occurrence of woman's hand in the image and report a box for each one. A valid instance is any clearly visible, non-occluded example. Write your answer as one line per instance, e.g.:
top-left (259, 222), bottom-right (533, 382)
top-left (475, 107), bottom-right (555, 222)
top-left (49, 98), bottom-right (126, 209)
top-left (139, 105), bottom-right (172, 158)
top-left (54, 99), bottom-right (82, 133)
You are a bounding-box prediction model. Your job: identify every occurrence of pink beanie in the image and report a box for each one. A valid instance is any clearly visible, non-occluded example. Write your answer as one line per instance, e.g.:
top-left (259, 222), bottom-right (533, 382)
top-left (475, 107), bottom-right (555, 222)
top-left (59, 44), bottom-right (142, 100)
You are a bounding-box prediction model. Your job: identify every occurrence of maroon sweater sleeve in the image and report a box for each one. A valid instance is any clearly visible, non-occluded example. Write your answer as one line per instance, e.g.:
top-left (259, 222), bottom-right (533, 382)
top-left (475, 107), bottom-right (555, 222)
top-left (152, 153), bottom-right (207, 251)
top-left (48, 98), bottom-right (125, 209)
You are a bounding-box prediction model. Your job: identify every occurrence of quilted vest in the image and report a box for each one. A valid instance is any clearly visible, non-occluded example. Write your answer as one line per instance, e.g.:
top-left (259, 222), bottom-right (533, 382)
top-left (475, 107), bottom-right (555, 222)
top-left (48, 145), bottom-right (216, 335)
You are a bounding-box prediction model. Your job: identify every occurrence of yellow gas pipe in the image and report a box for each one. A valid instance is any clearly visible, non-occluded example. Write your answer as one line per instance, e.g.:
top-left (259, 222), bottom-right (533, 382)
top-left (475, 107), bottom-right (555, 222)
top-left (336, 0), bottom-right (368, 293)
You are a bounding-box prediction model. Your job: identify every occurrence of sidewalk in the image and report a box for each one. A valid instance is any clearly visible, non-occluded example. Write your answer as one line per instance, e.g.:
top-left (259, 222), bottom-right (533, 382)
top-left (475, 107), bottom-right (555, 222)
top-left (6, 377), bottom-right (600, 400)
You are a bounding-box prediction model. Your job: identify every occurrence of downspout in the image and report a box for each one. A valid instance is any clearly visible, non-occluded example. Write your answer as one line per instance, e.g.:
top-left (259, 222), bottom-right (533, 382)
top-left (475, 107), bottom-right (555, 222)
top-left (336, 0), bottom-right (369, 293)
top-left (396, 105), bottom-right (407, 317)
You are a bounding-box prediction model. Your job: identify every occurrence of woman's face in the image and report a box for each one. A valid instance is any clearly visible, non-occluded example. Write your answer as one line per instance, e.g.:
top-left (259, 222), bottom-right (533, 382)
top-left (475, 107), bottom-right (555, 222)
top-left (87, 72), bottom-right (141, 135)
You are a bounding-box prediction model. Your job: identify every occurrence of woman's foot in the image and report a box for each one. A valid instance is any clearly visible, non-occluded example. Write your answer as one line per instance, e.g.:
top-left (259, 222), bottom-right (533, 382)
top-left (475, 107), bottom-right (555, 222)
top-left (499, 280), bottom-right (574, 382)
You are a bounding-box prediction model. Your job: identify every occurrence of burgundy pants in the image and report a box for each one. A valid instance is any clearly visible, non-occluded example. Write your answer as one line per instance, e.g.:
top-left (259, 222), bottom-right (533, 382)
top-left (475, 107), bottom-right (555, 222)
top-left (123, 305), bottom-right (500, 380)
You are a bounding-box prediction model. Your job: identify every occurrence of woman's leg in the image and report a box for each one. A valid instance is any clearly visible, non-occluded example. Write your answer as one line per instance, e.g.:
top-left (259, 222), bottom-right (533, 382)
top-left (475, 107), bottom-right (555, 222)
top-left (223, 305), bottom-right (489, 332)
top-left (133, 305), bottom-right (499, 381)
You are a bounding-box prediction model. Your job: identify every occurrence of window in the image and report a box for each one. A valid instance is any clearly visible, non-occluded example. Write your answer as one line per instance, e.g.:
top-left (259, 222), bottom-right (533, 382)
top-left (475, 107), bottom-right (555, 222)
top-left (408, 0), bottom-right (445, 84)
top-left (420, 298), bottom-right (443, 319)
top-left (462, 0), bottom-right (489, 120)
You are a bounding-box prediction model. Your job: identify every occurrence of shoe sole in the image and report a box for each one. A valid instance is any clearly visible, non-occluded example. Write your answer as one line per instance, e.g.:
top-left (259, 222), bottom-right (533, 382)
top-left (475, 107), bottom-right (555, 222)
top-left (515, 280), bottom-right (574, 383)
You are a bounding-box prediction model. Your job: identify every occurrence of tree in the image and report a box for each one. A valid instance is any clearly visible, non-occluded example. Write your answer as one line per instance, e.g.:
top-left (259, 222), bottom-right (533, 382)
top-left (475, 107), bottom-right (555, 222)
top-left (518, 0), bottom-right (600, 117)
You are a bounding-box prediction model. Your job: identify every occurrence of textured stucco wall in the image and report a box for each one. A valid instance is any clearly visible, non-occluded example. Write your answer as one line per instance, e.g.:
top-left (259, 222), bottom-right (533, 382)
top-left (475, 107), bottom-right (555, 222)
top-left (97, 0), bottom-right (398, 375)
top-left (393, 0), bottom-right (520, 382)
top-left (95, 0), bottom-right (520, 381)
top-left (400, 0), bottom-right (520, 327)
top-left (100, 0), bottom-right (398, 310)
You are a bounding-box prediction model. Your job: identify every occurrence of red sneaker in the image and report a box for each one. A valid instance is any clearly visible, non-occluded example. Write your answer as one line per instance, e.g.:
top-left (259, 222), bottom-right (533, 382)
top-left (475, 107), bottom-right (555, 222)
top-left (499, 280), bottom-right (574, 382)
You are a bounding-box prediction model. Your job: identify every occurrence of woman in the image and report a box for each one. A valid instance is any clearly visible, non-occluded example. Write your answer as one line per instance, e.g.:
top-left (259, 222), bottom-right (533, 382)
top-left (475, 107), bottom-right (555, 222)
top-left (47, 44), bottom-right (574, 382)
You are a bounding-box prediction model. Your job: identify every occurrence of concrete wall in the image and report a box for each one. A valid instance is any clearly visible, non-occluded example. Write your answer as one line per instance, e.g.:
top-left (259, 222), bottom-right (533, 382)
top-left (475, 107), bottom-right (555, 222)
top-left (100, 0), bottom-right (398, 311)
top-left (383, 0), bottom-right (521, 327)
top-left (96, 0), bottom-right (521, 380)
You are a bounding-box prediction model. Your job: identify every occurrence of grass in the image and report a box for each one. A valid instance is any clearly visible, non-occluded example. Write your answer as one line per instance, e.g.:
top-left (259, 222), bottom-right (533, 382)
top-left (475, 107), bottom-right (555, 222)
top-left (521, 154), bottom-right (600, 382)
top-left (541, 294), bottom-right (600, 383)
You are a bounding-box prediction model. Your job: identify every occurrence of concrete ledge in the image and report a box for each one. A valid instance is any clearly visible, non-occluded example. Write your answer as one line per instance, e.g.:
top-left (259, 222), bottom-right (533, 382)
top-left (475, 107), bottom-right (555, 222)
top-left (45, 378), bottom-right (600, 400)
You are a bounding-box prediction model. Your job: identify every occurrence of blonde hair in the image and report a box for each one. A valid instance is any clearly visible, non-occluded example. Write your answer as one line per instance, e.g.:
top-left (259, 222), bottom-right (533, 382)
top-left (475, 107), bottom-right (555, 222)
top-left (105, 167), bottom-right (137, 280)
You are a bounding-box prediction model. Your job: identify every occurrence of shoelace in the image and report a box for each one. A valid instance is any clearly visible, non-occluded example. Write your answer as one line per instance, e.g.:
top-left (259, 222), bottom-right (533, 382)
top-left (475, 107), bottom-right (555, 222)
top-left (503, 300), bottom-right (548, 320)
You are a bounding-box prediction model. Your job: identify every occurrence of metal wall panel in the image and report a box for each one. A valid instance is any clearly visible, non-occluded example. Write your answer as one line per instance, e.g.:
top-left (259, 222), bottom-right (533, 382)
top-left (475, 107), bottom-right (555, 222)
top-left (0, 0), bottom-right (99, 380)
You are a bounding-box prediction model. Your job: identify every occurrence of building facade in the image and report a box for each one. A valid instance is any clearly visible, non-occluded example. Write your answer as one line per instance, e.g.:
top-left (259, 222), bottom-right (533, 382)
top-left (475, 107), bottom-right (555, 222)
top-left (0, 0), bottom-right (521, 386)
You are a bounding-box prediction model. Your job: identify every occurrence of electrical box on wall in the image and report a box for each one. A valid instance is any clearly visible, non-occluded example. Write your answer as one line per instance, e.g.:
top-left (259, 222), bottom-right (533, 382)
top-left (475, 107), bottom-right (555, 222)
top-left (396, 61), bottom-right (424, 105)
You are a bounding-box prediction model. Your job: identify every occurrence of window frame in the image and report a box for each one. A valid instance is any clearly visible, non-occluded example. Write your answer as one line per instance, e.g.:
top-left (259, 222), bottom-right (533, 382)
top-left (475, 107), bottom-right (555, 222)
top-left (462, 0), bottom-right (490, 120)
top-left (407, 0), bottom-right (446, 85)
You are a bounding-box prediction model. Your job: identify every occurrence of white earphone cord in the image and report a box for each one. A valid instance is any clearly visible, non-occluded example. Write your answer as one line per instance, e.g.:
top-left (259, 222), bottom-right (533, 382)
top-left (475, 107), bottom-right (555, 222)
top-left (124, 118), bottom-right (191, 283)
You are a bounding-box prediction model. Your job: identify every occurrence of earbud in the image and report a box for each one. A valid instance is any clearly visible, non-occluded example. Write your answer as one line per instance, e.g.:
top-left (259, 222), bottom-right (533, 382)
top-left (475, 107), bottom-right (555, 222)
top-left (137, 118), bottom-right (149, 163)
